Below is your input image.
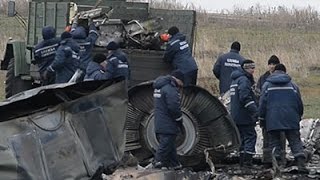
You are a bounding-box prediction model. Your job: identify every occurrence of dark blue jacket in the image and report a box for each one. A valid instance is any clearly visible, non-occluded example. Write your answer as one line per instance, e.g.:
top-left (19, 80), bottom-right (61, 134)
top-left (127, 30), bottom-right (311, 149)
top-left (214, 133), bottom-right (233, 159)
top-left (71, 23), bottom-right (99, 71)
top-left (84, 61), bottom-right (107, 81)
top-left (164, 32), bottom-right (198, 74)
top-left (213, 49), bottom-right (245, 95)
top-left (230, 69), bottom-right (258, 125)
top-left (34, 26), bottom-right (60, 73)
top-left (153, 75), bottom-right (182, 134)
top-left (259, 71), bottom-right (303, 131)
top-left (105, 49), bottom-right (130, 80)
top-left (48, 38), bottom-right (80, 83)
top-left (256, 71), bottom-right (271, 95)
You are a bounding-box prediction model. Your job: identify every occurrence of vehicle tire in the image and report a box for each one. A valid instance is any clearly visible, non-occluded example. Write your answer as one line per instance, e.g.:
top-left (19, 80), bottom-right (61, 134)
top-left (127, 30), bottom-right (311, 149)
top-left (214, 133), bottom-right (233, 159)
top-left (5, 58), bottom-right (33, 98)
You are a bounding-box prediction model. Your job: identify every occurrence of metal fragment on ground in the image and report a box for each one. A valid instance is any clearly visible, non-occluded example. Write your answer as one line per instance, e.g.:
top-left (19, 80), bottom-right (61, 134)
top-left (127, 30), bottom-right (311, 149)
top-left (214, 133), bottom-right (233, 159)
top-left (104, 167), bottom-right (212, 180)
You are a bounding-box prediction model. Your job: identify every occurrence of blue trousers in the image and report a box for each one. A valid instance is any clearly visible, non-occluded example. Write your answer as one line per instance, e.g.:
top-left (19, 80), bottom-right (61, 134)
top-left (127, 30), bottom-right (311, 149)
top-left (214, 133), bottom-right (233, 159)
top-left (237, 125), bottom-right (257, 154)
top-left (155, 133), bottom-right (179, 167)
top-left (268, 130), bottom-right (305, 159)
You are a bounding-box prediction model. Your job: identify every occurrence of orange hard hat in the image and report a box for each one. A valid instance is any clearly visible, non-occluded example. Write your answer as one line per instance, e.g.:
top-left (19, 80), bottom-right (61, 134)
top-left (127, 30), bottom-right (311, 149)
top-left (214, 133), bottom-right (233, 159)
top-left (160, 33), bottom-right (170, 42)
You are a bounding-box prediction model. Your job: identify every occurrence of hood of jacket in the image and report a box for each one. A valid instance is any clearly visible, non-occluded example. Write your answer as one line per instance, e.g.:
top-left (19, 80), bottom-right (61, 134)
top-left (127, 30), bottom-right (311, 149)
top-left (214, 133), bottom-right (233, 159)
top-left (231, 69), bottom-right (246, 80)
top-left (231, 69), bottom-right (254, 84)
top-left (266, 71), bottom-right (291, 85)
top-left (170, 32), bottom-right (186, 42)
top-left (153, 75), bottom-right (175, 89)
top-left (42, 26), bottom-right (56, 40)
top-left (72, 26), bottom-right (87, 39)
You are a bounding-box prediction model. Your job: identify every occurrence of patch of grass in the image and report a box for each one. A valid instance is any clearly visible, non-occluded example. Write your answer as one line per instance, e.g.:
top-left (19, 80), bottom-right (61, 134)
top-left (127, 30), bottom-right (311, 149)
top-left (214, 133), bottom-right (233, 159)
top-left (195, 22), bottom-right (320, 118)
top-left (294, 74), bottom-right (320, 119)
top-left (300, 88), bottom-right (320, 119)
top-left (0, 15), bottom-right (26, 100)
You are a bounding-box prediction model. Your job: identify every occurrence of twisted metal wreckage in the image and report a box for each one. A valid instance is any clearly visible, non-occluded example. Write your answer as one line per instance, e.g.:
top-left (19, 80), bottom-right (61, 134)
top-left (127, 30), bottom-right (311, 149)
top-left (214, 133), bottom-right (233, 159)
top-left (73, 6), bottom-right (165, 50)
top-left (0, 5), bottom-right (319, 180)
top-left (0, 80), bottom-right (319, 179)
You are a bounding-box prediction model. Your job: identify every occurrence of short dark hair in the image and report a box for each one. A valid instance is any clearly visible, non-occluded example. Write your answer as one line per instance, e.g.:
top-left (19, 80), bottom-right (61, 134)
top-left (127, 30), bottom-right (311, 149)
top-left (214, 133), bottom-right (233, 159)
top-left (93, 53), bottom-right (106, 63)
top-left (231, 41), bottom-right (241, 51)
top-left (274, 63), bottom-right (286, 73)
top-left (268, 55), bottom-right (280, 65)
top-left (168, 26), bottom-right (179, 36)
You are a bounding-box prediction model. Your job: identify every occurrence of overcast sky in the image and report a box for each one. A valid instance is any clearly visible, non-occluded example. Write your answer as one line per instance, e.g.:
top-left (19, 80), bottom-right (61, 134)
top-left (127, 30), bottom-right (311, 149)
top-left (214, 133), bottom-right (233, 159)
top-left (182, 0), bottom-right (320, 12)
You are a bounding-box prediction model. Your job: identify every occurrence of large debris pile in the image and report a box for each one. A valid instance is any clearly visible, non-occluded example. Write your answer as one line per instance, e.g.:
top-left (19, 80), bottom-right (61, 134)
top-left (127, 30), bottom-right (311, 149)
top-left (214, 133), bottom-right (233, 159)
top-left (75, 8), bottom-right (165, 50)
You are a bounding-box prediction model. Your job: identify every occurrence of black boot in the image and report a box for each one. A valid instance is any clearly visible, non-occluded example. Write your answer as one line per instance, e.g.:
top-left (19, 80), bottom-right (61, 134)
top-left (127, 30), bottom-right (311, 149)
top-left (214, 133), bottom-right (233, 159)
top-left (153, 161), bottom-right (168, 169)
top-left (243, 153), bottom-right (253, 167)
top-left (296, 156), bottom-right (309, 173)
top-left (239, 153), bottom-right (244, 167)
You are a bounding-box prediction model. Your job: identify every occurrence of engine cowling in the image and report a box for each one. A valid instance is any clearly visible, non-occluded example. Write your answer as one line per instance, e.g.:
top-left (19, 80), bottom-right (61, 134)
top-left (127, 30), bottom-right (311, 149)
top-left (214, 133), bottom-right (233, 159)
top-left (125, 82), bottom-right (240, 167)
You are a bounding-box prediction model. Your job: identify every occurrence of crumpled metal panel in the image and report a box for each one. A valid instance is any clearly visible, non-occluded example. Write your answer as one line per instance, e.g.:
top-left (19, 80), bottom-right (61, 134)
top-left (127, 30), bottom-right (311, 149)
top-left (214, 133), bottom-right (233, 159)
top-left (0, 81), bottom-right (128, 179)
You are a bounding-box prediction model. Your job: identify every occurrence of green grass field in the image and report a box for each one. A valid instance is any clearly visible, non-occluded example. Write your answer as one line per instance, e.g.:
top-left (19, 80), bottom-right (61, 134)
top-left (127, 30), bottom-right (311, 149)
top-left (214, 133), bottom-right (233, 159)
top-left (195, 20), bottom-right (320, 119)
top-left (0, 14), bottom-right (319, 118)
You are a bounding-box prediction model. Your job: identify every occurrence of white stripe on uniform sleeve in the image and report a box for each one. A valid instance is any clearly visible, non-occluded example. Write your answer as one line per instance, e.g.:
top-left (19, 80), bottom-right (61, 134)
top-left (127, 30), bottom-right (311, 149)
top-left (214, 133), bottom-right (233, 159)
top-left (244, 101), bottom-right (255, 108)
top-left (175, 116), bottom-right (183, 121)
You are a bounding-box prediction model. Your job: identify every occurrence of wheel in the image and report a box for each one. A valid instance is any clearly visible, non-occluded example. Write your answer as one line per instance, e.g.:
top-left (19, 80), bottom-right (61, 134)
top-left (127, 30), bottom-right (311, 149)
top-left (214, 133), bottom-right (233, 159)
top-left (5, 58), bottom-right (33, 98)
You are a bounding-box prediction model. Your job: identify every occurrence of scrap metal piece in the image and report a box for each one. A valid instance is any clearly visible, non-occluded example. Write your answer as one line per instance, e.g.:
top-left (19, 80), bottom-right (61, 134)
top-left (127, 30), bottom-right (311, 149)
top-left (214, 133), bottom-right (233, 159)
top-left (204, 148), bottom-right (215, 178)
top-left (104, 167), bottom-right (213, 180)
top-left (303, 119), bottom-right (320, 154)
top-left (96, 17), bottom-right (164, 49)
top-left (272, 148), bottom-right (281, 178)
top-left (125, 17), bottom-right (163, 49)
top-left (96, 19), bottom-right (126, 47)
top-left (78, 8), bottom-right (104, 19)
top-left (0, 81), bottom-right (128, 179)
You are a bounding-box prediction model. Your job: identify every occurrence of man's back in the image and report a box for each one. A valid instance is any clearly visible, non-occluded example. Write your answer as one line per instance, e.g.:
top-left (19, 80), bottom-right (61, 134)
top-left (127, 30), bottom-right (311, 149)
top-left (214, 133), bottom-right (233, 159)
top-left (259, 71), bottom-right (303, 131)
top-left (105, 50), bottom-right (130, 80)
top-left (34, 38), bottom-right (60, 73)
top-left (153, 75), bottom-right (182, 135)
top-left (71, 23), bottom-right (99, 71)
top-left (213, 49), bottom-right (245, 94)
top-left (48, 36), bottom-right (80, 83)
